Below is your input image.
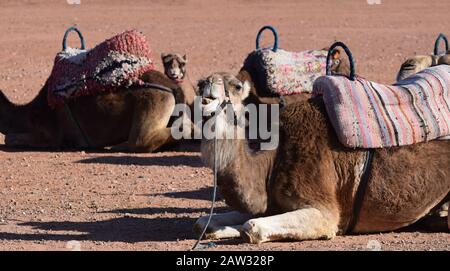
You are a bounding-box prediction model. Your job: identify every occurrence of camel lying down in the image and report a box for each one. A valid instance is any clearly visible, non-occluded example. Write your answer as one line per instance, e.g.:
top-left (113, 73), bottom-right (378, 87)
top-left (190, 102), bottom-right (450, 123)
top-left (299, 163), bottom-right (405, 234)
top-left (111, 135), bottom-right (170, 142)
top-left (194, 73), bottom-right (450, 244)
top-left (0, 70), bottom-right (192, 152)
top-left (396, 52), bottom-right (450, 81)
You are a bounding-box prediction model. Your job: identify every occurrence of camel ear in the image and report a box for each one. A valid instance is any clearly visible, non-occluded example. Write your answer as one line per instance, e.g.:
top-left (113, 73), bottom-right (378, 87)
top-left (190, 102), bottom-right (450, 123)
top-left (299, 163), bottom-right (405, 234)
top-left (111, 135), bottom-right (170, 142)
top-left (161, 53), bottom-right (170, 63)
top-left (181, 54), bottom-right (188, 64)
top-left (241, 81), bottom-right (251, 100)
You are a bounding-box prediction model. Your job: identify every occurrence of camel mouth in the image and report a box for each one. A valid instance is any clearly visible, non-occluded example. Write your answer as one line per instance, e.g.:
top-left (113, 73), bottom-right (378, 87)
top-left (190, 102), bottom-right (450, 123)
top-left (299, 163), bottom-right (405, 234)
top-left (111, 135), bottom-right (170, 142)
top-left (201, 97), bottom-right (220, 115)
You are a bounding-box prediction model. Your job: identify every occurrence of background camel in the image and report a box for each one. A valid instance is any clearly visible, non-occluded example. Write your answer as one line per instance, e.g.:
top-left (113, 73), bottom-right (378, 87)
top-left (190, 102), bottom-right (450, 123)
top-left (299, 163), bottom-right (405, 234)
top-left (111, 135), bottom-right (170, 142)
top-left (396, 51), bottom-right (450, 81)
top-left (0, 70), bottom-right (187, 152)
top-left (194, 72), bottom-right (450, 244)
top-left (161, 53), bottom-right (197, 106)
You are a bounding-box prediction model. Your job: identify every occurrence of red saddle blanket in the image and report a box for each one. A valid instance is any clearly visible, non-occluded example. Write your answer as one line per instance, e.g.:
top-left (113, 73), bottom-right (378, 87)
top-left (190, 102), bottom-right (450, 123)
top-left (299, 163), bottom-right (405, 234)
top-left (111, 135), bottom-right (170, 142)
top-left (47, 30), bottom-right (154, 107)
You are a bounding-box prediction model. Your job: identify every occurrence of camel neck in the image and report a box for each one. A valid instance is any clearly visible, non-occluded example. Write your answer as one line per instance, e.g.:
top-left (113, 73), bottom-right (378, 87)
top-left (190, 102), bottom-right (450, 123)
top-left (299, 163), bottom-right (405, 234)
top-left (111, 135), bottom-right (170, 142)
top-left (177, 73), bottom-right (196, 106)
top-left (201, 135), bottom-right (277, 215)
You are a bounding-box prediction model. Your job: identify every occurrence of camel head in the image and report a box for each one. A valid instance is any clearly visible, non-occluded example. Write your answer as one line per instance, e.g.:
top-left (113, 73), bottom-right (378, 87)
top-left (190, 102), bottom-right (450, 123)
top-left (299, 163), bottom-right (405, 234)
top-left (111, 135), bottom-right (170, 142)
top-left (396, 52), bottom-right (450, 82)
top-left (198, 73), bottom-right (251, 148)
top-left (161, 53), bottom-right (188, 83)
top-left (198, 72), bottom-right (250, 123)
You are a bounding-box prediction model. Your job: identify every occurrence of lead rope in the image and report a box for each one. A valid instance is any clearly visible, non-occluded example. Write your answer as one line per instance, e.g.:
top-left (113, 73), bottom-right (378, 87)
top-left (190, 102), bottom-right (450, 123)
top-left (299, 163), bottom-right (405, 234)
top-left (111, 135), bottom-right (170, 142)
top-left (191, 119), bottom-right (219, 251)
top-left (191, 93), bottom-right (233, 251)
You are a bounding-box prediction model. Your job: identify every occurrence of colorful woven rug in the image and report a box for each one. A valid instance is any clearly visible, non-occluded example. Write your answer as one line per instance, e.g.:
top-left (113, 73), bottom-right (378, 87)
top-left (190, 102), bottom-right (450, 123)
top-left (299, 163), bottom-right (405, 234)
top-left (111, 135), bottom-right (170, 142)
top-left (312, 65), bottom-right (450, 148)
top-left (47, 30), bottom-right (154, 107)
top-left (243, 49), bottom-right (328, 96)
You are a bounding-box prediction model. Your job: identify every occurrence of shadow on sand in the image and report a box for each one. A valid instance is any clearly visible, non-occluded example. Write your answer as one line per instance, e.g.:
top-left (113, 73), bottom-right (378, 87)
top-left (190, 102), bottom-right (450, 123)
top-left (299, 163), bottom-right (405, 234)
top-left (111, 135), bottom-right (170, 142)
top-left (76, 154), bottom-right (204, 168)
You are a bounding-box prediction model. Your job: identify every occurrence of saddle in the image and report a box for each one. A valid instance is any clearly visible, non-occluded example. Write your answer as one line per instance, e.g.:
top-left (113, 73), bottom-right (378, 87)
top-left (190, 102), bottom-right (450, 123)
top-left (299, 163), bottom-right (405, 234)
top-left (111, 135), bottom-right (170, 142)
top-left (242, 26), bottom-right (329, 97)
top-left (47, 28), bottom-right (154, 107)
top-left (313, 42), bottom-right (450, 149)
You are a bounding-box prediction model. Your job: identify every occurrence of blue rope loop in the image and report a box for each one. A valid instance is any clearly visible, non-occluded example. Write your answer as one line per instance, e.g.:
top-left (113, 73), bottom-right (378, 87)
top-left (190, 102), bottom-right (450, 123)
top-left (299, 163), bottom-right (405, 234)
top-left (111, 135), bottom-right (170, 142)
top-left (326, 41), bottom-right (356, 80)
top-left (434, 33), bottom-right (449, 55)
top-left (62, 26), bottom-right (85, 51)
top-left (256, 25), bottom-right (279, 52)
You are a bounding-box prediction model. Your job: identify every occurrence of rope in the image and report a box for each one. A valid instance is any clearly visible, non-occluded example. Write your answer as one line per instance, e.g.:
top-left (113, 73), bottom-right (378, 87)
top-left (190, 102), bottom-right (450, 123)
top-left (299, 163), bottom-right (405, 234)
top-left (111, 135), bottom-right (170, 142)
top-left (256, 25), bottom-right (279, 52)
top-left (191, 99), bottom-right (229, 251)
top-left (191, 77), bottom-right (241, 250)
top-left (434, 33), bottom-right (449, 55)
top-left (62, 26), bottom-right (85, 51)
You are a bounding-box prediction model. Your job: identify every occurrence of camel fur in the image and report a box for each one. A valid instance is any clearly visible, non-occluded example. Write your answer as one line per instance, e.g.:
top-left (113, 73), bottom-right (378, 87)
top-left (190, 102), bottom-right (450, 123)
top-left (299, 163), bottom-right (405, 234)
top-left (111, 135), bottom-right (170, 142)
top-left (194, 72), bottom-right (450, 244)
top-left (0, 70), bottom-right (187, 152)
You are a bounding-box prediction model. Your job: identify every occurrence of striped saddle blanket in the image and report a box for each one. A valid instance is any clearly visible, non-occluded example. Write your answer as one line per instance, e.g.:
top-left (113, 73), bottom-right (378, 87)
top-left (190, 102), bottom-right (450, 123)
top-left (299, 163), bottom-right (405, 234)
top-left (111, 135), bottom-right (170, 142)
top-left (243, 49), bottom-right (328, 96)
top-left (47, 30), bottom-right (154, 107)
top-left (312, 65), bottom-right (450, 148)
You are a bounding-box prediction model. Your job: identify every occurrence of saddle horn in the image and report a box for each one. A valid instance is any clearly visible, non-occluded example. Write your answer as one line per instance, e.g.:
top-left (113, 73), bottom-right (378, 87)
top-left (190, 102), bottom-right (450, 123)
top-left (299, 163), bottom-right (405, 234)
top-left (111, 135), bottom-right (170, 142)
top-left (256, 25), bottom-right (279, 52)
top-left (434, 33), bottom-right (449, 55)
top-left (62, 26), bottom-right (85, 51)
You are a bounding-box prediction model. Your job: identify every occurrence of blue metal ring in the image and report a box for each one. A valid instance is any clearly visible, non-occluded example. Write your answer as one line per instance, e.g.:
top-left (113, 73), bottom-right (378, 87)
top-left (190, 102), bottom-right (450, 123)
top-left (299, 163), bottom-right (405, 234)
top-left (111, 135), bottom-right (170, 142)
top-left (62, 26), bottom-right (85, 51)
top-left (256, 25), bottom-right (278, 52)
top-left (434, 33), bottom-right (448, 55)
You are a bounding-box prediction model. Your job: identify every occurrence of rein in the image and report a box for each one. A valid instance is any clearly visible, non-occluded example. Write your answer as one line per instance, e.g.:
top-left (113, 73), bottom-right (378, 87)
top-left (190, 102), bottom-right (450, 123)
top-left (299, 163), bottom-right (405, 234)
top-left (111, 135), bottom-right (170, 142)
top-left (191, 82), bottom-right (235, 251)
top-left (326, 41), bottom-right (375, 234)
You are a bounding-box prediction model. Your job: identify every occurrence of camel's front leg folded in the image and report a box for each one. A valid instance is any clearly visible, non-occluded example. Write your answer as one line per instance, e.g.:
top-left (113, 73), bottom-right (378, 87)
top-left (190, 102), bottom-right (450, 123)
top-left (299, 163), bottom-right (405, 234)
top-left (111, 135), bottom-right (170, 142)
top-left (194, 211), bottom-right (253, 240)
top-left (240, 208), bottom-right (339, 244)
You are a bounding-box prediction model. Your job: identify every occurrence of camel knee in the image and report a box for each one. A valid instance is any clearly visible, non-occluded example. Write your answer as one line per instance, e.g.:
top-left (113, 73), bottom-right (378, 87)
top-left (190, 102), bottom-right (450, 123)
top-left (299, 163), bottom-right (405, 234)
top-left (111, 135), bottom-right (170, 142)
top-left (128, 128), bottom-right (174, 152)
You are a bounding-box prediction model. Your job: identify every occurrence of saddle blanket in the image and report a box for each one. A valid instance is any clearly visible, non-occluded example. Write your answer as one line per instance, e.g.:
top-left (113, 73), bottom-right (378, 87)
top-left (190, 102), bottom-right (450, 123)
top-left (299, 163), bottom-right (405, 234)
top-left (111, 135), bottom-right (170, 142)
top-left (243, 49), bottom-right (328, 96)
top-left (47, 30), bottom-right (154, 107)
top-left (312, 65), bottom-right (450, 148)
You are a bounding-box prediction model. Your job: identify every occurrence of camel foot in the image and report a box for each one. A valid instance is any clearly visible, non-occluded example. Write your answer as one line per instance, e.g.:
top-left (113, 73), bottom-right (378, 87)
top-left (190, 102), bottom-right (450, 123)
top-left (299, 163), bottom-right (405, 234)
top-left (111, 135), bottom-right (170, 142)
top-left (193, 212), bottom-right (252, 240)
top-left (240, 220), bottom-right (266, 244)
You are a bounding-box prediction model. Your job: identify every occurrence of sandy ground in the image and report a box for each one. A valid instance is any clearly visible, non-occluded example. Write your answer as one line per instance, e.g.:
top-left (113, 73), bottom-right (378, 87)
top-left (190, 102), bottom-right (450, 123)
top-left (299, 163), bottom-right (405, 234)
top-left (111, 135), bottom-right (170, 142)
top-left (0, 0), bottom-right (449, 251)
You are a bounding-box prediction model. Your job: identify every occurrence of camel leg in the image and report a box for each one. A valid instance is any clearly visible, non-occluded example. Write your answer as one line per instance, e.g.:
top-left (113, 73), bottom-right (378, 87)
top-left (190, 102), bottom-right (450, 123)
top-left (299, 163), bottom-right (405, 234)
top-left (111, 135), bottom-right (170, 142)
top-left (127, 91), bottom-right (175, 152)
top-left (193, 211), bottom-right (253, 240)
top-left (240, 208), bottom-right (338, 244)
top-left (4, 132), bottom-right (53, 148)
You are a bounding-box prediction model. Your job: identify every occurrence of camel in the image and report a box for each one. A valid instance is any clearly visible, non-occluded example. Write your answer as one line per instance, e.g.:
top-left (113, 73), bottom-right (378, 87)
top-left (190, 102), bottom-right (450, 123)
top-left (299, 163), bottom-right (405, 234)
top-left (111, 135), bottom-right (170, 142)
top-left (396, 51), bottom-right (450, 81)
top-left (193, 72), bottom-right (450, 244)
top-left (161, 53), bottom-right (197, 106)
top-left (0, 70), bottom-right (188, 152)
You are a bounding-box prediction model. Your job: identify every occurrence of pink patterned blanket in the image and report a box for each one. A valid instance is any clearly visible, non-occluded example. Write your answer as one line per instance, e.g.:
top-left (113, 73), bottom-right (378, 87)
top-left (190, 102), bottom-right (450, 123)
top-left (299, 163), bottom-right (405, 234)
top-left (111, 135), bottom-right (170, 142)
top-left (243, 49), bottom-right (328, 96)
top-left (47, 30), bottom-right (154, 107)
top-left (312, 65), bottom-right (450, 148)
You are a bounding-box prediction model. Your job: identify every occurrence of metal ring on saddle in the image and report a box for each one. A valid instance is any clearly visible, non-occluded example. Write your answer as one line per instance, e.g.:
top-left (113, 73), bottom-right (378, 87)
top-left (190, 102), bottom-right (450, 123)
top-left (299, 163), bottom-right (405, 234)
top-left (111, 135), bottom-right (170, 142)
top-left (434, 33), bottom-right (449, 55)
top-left (62, 26), bottom-right (86, 51)
top-left (326, 41), bottom-right (356, 80)
top-left (256, 25), bottom-right (279, 52)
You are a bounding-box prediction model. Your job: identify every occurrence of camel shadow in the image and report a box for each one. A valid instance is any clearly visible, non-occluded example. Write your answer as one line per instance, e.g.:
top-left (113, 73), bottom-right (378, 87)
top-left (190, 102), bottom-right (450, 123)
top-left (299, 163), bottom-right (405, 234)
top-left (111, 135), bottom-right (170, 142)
top-left (3, 217), bottom-right (193, 243)
top-left (76, 154), bottom-right (204, 168)
top-left (104, 206), bottom-right (229, 215)
top-left (147, 187), bottom-right (220, 202)
top-left (0, 205), bottom-right (232, 243)
top-left (0, 141), bottom-right (201, 154)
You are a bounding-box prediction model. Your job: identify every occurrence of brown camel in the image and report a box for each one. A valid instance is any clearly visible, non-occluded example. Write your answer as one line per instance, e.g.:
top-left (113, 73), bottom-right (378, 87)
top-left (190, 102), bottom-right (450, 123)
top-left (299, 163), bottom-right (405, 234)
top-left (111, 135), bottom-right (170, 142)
top-left (396, 51), bottom-right (450, 81)
top-left (161, 53), bottom-right (197, 105)
top-left (194, 72), bottom-right (450, 244)
top-left (0, 70), bottom-right (187, 152)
